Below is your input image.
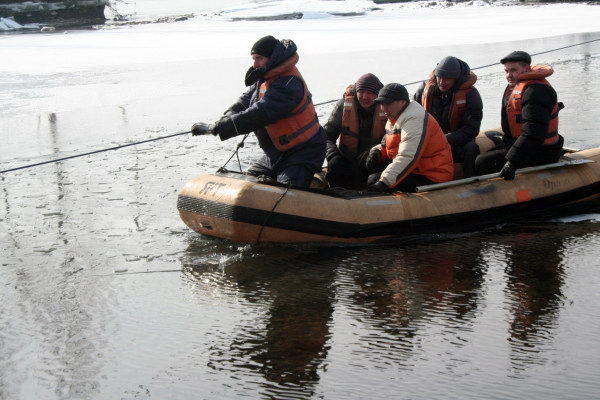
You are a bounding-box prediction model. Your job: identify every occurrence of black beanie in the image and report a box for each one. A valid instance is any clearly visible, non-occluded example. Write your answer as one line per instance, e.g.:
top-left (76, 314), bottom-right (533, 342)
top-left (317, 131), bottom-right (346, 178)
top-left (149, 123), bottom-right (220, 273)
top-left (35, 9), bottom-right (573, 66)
top-left (355, 73), bottom-right (384, 94)
top-left (251, 35), bottom-right (278, 58)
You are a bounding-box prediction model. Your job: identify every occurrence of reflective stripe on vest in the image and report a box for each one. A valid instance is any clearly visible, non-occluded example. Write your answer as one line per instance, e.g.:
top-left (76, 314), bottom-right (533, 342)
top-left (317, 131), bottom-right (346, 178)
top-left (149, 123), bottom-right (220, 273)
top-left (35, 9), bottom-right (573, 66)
top-left (258, 67), bottom-right (320, 152)
top-left (505, 65), bottom-right (560, 145)
top-left (339, 85), bottom-right (386, 156)
top-left (421, 80), bottom-right (471, 132)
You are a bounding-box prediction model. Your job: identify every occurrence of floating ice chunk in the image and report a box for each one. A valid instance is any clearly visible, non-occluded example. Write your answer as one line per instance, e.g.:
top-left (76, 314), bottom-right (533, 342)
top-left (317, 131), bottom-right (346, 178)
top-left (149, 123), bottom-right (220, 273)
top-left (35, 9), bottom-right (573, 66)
top-left (0, 17), bottom-right (39, 31)
top-left (0, 17), bottom-right (22, 30)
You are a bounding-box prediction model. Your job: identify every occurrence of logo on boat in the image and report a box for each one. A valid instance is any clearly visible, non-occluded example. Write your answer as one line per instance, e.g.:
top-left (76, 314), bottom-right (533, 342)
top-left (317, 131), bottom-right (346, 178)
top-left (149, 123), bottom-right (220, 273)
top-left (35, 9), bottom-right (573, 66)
top-left (199, 181), bottom-right (227, 197)
top-left (543, 179), bottom-right (561, 190)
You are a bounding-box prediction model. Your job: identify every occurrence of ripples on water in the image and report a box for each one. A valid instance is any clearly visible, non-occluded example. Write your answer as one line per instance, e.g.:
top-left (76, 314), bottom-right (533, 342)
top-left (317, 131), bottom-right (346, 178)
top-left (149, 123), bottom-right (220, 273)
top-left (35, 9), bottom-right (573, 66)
top-left (1, 43), bottom-right (600, 399)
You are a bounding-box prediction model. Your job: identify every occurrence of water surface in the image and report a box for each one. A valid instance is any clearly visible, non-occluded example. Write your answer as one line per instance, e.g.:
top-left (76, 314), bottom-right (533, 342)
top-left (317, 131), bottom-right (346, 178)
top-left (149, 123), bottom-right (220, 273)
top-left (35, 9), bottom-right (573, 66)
top-left (1, 33), bottom-right (600, 400)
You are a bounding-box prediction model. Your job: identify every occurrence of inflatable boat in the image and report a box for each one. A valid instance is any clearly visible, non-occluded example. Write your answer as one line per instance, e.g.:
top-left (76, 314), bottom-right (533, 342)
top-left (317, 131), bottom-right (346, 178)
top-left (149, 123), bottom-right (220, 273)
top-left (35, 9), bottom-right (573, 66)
top-left (177, 148), bottom-right (600, 245)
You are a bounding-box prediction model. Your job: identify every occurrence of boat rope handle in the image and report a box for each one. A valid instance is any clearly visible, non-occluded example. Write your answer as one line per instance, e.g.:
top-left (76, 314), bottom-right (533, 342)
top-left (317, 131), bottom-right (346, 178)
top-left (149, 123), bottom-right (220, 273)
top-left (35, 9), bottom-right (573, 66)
top-left (2, 37), bottom-right (599, 175)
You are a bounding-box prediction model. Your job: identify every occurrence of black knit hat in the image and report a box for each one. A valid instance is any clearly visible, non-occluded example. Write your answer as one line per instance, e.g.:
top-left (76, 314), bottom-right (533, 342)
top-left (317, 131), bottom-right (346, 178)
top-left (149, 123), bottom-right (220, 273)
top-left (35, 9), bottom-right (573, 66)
top-left (355, 73), bottom-right (383, 94)
top-left (500, 51), bottom-right (531, 64)
top-left (374, 83), bottom-right (409, 104)
top-left (434, 56), bottom-right (462, 79)
top-left (251, 35), bottom-right (278, 58)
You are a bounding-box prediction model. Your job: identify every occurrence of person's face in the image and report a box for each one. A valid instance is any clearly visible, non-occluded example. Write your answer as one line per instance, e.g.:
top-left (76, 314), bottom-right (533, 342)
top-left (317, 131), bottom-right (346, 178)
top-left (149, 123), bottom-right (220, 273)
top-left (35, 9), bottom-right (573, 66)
top-left (357, 90), bottom-right (377, 109)
top-left (252, 54), bottom-right (269, 69)
top-left (381, 100), bottom-right (408, 119)
top-left (436, 76), bottom-right (456, 92)
top-left (504, 61), bottom-right (530, 87)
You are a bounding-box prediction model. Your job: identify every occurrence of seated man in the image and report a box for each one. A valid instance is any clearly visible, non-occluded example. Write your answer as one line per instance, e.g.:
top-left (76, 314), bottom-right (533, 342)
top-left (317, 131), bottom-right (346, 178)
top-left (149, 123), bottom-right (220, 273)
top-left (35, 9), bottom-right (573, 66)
top-left (365, 83), bottom-right (454, 193)
top-left (324, 73), bottom-right (386, 188)
top-left (474, 50), bottom-right (564, 180)
top-left (191, 35), bottom-right (326, 188)
top-left (414, 56), bottom-right (483, 178)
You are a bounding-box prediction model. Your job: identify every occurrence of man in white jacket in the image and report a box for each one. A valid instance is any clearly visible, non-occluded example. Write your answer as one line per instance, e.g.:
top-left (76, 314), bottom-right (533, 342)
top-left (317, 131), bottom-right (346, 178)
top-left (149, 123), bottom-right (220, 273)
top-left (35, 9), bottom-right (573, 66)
top-left (365, 83), bottom-right (454, 193)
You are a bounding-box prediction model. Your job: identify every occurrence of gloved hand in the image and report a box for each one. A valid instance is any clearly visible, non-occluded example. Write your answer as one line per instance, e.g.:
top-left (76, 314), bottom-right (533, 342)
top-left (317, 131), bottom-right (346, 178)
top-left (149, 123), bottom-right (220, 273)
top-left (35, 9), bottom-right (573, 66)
top-left (367, 181), bottom-right (388, 193)
top-left (212, 115), bottom-right (236, 136)
top-left (500, 161), bottom-right (516, 180)
top-left (365, 147), bottom-right (382, 172)
top-left (191, 122), bottom-right (213, 136)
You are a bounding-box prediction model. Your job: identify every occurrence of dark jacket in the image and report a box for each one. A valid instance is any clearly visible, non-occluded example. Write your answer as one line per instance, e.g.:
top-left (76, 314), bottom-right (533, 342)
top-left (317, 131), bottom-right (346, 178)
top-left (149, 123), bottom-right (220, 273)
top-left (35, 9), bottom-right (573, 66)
top-left (324, 95), bottom-right (380, 165)
top-left (216, 39), bottom-right (326, 165)
top-left (414, 59), bottom-right (483, 148)
top-left (501, 83), bottom-right (563, 166)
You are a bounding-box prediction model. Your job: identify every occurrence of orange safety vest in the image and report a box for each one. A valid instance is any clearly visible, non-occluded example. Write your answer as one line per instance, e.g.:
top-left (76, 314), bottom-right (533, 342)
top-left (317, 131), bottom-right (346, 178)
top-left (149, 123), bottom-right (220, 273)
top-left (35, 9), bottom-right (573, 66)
top-left (258, 54), bottom-right (320, 152)
top-left (504, 64), bottom-right (560, 145)
top-left (381, 114), bottom-right (454, 184)
top-left (421, 71), bottom-right (477, 132)
top-left (339, 85), bottom-right (387, 156)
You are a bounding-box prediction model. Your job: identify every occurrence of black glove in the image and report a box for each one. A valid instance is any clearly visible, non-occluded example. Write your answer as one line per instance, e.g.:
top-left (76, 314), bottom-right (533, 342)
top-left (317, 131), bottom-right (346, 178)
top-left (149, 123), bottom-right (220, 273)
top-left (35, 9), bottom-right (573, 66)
top-left (212, 115), bottom-right (236, 136)
top-left (367, 181), bottom-right (388, 193)
top-left (365, 147), bottom-right (382, 172)
top-left (191, 122), bottom-right (213, 136)
top-left (500, 161), bottom-right (516, 180)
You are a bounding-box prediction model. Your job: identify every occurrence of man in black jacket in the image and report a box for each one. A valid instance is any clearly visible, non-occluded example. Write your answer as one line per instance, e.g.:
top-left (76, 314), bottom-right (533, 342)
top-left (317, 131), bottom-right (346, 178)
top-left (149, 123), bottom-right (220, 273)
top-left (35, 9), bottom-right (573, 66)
top-left (414, 56), bottom-right (483, 177)
top-left (324, 73), bottom-right (385, 188)
top-left (474, 51), bottom-right (564, 180)
top-left (191, 36), bottom-right (326, 188)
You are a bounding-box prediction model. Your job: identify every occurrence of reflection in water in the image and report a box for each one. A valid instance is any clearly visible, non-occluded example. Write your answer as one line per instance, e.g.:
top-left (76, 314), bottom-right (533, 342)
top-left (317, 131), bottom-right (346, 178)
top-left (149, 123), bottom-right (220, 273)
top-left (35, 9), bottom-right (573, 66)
top-left (340, 239), bottom-right (487, 367)
top-left (184, 246), bottom-right (336, 399)
top-left (500, 227), bottom-right (567, 372)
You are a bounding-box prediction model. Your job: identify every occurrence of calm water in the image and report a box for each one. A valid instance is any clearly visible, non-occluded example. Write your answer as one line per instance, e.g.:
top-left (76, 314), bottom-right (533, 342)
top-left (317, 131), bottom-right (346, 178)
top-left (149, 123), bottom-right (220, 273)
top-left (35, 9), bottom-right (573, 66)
top-left (1, 33), bottom-right (600, 399)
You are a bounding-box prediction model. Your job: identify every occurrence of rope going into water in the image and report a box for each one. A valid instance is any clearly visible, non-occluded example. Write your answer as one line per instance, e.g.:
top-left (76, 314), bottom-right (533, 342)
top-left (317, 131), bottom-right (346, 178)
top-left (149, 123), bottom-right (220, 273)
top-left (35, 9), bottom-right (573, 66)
top-left (1, 37), bottom-right (599, 175)
top-left (255, 183), bottom-right (291, 244)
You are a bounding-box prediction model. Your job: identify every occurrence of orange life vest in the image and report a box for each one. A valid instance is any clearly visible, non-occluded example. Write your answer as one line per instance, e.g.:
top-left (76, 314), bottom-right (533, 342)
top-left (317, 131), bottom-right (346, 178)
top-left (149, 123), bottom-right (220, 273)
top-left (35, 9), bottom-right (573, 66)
top-left (421, 71), bottom-right (477, 132)
top-left (258, 53), bottom-right (320, 152)
top-left (381, 114), bottom-right (454, 185)
top-left (339, 85), bottom-right (387, 156)
top-left (504, 64), bottom-right (560, 145)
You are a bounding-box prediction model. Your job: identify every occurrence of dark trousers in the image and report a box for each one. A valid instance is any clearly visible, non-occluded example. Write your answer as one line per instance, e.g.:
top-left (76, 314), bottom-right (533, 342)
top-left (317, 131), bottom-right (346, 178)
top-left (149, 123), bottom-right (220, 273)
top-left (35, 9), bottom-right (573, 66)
top-left (475, 144), bottom-right (563, 175)
top-left (247, 157), bottom-right (317, 187)
top-left (367, 171), bottom-right (435, 193)
top-left (325, 157), bottom-right (369, 189)
top-left (452, 141), bottom-right (480, 178)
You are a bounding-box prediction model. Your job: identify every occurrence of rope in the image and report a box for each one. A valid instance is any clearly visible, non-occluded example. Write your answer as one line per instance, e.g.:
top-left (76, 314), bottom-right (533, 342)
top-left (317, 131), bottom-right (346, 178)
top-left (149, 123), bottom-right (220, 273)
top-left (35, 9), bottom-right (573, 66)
top-left (2, 37), bottom-right (599, 175)
top-left (255, 184), bottom-right (291, 244)
top-left (312, 37), bottom-right (600, 107)
top-left (0, 130), bottom-right (190, 174)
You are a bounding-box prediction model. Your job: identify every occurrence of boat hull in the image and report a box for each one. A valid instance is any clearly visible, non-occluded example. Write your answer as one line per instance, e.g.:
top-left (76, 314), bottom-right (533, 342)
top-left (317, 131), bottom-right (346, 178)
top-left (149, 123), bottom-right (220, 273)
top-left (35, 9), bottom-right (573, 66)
top-left (177, 148), bottom-right (600, 244)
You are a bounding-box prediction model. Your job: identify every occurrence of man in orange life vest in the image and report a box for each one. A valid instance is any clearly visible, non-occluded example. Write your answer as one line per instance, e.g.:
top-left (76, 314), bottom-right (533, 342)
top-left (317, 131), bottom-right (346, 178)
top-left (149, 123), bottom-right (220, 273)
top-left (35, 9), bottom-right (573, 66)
top-left (413, 56), bottom-right (483, 178)
top-left (191, 36), bottom-right (326, 188)
top-left (324, 73), bottom-right (386, 188)
top-left (364, 83), bottom-right (454, 193)
top-left (474, 51), bottom-right (564, 180)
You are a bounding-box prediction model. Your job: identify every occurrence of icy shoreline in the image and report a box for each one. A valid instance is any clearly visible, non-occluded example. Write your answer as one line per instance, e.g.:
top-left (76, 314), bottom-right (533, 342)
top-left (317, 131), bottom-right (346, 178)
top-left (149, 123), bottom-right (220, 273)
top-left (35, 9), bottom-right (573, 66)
top-left (2, 0), bottom-right (598, 32)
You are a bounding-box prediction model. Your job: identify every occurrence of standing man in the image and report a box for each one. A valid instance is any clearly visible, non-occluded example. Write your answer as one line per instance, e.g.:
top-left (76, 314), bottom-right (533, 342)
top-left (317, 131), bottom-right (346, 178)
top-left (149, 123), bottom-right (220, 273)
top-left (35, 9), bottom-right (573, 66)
top-left (365, 83), bottom-right (454, 193)
top-left (414, 56), bottom-right (483, 178)
top-left (191, 36), bottom-right (326, 188)
top-left (474, 51), bottom-right (564, 179)
top-left (324, 73), bottom-right (386, 188)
